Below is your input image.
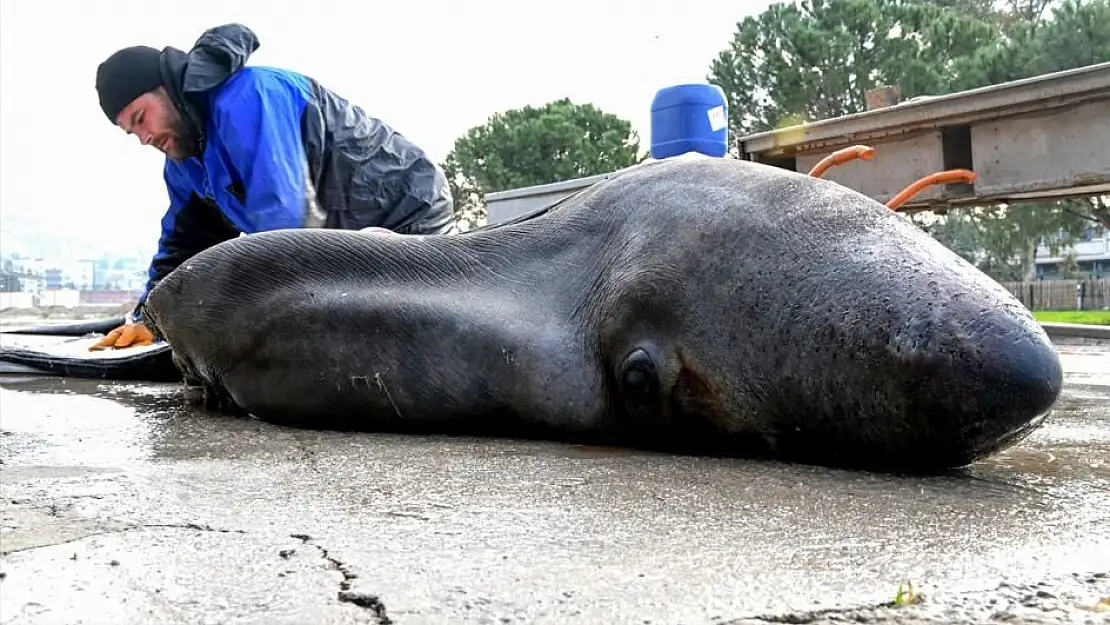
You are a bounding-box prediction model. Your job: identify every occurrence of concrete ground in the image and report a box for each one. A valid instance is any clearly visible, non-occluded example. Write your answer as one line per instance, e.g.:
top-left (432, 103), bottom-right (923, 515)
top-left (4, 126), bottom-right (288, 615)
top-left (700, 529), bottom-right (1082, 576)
top-left (0, 343), bottom-right (1108, 625)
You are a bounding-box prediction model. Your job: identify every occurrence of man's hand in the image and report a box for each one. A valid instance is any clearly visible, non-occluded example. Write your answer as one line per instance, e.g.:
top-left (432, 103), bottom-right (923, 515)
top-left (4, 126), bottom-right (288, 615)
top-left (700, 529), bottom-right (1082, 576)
top-left (88, 322), bottom-right (155, 351)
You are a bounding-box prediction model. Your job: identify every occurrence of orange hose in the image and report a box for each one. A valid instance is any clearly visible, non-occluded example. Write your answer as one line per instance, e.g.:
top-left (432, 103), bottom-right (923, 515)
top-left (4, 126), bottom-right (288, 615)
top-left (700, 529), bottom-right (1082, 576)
top-left (808, 145), bottom-right (876, 178)
top-left (885, 169), bottom-right (977, 211)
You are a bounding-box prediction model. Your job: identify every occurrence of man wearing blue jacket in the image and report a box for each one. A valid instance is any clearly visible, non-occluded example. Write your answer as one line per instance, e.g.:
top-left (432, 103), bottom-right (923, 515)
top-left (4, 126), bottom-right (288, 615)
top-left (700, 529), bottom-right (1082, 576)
top-left (91, 23), bottom-right (457, 349)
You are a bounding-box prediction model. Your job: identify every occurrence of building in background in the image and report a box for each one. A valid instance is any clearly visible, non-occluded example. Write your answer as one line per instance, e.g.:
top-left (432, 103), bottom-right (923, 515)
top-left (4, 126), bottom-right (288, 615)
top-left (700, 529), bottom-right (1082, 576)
top-left (1035, 225), bottom-right (1109, 280)
top-left (0, 249), bottom-right (147, 309)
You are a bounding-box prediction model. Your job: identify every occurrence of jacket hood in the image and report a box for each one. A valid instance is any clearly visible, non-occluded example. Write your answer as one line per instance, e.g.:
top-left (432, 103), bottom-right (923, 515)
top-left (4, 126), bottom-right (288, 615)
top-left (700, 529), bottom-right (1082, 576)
top-left (157, 23), bottom-right (261, 156)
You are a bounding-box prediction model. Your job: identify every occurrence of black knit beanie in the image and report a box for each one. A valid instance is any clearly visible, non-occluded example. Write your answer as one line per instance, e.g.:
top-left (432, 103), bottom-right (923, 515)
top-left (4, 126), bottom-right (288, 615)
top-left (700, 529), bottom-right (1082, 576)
top-left (96, 45), bottom-right (164, 123)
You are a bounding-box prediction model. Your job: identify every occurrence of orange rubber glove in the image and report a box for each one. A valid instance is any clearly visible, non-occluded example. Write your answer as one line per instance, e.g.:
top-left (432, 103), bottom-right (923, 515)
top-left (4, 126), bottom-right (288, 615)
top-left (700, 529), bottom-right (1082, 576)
top-left (88, 322), bottom-right (155, 351)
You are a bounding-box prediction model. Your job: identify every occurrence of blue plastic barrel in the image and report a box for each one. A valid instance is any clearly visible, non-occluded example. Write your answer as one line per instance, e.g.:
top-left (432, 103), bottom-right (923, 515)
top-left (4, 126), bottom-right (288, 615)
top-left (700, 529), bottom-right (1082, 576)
top-left (649, 83), bottom-right (729, 159)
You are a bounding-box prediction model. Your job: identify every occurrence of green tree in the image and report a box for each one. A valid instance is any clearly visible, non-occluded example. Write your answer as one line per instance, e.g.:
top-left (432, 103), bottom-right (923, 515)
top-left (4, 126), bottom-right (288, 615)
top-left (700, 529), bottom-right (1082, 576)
top-left (446, 98), bottom-right (645, 197)
top-left (920, 0), bottom-right (1004, 20)
top-left (1059, 249), bottom-right (1082, 279)
top-left (945, 0), bottom-right (1110, 235)
top-left (440, 153), bottom-right (486, 231)
top-left (919, 204), bottom-right (1092, 280)
top-left (950, 0), bottom-right (1110, 91)
top-left (1036, 0), bottom-right (1110, 69)
top-left (707, 0), bottom-right (1000, 137)
top-left (708, 0), bottom-right (1110, 280)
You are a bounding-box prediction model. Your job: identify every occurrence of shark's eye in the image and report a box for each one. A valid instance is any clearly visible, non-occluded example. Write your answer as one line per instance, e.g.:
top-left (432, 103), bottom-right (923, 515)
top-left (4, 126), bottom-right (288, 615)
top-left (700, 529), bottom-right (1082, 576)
top-left (619, 348), bottom-right (659, 400)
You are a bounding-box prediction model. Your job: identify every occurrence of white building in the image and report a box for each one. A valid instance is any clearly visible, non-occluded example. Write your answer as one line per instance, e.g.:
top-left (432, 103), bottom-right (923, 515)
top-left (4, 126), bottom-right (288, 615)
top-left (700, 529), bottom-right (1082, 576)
top-left (1035, 225), bottom-right (1109, 279)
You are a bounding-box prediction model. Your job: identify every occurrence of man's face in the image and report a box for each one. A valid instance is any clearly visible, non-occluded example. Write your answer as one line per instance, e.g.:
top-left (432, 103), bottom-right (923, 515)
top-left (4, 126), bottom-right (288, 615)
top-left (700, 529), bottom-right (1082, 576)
top-left (115, 88), bottom-right (197, 161)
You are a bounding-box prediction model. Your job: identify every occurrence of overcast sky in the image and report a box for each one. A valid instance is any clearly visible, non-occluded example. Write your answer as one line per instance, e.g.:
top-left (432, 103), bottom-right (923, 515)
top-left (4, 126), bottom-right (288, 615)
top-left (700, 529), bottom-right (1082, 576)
top-left (0, 0), bottom-right (773, 251)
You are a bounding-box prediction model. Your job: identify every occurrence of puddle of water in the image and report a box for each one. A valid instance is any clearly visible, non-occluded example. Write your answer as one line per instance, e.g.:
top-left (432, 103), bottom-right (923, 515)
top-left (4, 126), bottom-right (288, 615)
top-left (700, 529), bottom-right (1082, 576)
top-left (1058, 349), bottom-right (1110, 386)
top-left (0, 365), bottom-right (1107, 608)
top-left (0, 345), bottom-right (1106, 495)
top-left (0, 385), bottom-right (163, 467)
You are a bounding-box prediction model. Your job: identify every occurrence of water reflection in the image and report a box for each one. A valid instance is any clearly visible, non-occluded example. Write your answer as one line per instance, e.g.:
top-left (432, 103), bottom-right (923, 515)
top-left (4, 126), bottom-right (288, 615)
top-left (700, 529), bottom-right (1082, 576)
top-left (0, 379), bottom-right (168, 467)
top-left (2, 346), bottom-right (1107, 625)
top-left (2, 364), bottom-right (1108, 556)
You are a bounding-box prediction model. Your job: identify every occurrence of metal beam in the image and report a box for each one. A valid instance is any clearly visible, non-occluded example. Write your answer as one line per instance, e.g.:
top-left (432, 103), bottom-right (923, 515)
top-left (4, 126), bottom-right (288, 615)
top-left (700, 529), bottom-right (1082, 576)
top-left (483, 172), bottom-right (617, 225)
top-left (481, 64), bottom-right (1110, 224)
top-left (737, 62), bottom-right (1110, 212)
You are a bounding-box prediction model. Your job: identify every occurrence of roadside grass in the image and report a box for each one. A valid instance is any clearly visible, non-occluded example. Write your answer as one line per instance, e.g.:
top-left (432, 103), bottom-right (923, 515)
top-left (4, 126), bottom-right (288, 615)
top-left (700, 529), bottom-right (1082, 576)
top-left (1033, 310), bottom-right (1110, 326)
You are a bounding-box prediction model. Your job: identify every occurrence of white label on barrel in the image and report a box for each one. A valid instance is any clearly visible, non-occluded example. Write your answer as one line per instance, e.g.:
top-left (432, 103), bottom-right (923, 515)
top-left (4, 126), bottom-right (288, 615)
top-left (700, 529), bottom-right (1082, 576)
top-left (707, 105), bottom-right (727, 132)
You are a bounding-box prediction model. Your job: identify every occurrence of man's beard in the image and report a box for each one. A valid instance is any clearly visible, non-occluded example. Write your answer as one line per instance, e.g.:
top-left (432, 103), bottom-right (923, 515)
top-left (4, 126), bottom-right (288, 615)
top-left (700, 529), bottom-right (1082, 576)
top-left (165, 108), bottom-right (201, 161)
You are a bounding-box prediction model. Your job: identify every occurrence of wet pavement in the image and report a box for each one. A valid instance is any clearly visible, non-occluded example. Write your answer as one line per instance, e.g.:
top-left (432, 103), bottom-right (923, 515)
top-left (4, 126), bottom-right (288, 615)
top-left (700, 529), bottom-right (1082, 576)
top-left (1, 344), bottom-right (1108, 624)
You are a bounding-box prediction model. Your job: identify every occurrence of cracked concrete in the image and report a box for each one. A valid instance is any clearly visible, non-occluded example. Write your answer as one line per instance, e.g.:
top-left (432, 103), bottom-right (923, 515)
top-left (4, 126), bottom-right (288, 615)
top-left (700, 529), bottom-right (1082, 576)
top-left (290, 533), bottom-right (393, 622)
top-left (0, 343), bottom-right (1108, 624)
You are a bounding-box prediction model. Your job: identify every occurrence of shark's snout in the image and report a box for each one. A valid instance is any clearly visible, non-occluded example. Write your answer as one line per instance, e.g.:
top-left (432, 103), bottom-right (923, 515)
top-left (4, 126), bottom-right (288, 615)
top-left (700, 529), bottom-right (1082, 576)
top-left (888, 304), bottom-right (1064, 467)
top-left (758, 283), bottom-right (1066, 472)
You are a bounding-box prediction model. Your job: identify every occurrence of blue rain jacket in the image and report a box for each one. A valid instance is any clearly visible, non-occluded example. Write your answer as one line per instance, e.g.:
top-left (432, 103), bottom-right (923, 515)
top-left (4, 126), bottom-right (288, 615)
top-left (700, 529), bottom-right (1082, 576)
top-left (133, 24), bottom-right (455, 320)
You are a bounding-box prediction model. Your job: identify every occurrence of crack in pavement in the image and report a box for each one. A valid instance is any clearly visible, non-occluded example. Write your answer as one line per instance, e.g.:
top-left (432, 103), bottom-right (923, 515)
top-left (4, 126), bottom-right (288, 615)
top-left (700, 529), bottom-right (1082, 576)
top-left (290, 533), bottom-right (393, 624)
top-left (142, 522), bottom-right (247, 534)
top-left (0, 522), bottom-right (247, 556)
top-left (3, 520), bottom-right (393, 622)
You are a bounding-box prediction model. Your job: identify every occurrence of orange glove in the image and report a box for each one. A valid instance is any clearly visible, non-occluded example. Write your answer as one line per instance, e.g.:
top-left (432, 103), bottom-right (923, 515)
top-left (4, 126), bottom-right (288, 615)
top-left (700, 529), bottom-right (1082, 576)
top-left (88, 322), bottom-right (155, 351)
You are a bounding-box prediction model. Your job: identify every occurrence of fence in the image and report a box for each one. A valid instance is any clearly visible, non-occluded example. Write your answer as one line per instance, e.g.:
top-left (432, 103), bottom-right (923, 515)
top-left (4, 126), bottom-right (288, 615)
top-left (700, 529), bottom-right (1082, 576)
top-left (999, 279), bottom-right (1109, 310)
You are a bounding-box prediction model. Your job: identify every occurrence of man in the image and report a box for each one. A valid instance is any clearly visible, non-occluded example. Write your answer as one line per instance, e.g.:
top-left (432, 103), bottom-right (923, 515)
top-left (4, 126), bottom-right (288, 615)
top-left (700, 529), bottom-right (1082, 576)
top-left (90, 23), bottom-right (457, 350)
